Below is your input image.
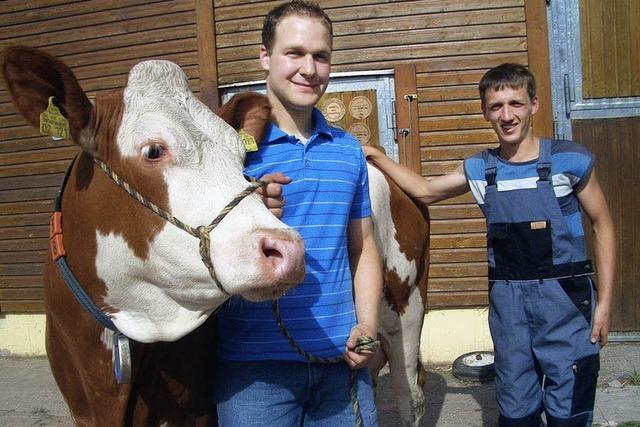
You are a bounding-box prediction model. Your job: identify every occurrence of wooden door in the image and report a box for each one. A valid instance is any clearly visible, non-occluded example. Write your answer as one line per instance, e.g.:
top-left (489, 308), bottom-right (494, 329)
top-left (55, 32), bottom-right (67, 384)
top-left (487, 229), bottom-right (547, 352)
top-left (573, 118), bottom-right (640, 332)
top-left (548, 0), bottom-right (640, 332)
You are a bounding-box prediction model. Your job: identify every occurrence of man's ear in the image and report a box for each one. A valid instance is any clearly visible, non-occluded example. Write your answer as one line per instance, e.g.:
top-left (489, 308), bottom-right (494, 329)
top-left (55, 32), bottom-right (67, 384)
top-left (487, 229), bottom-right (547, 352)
top-left (259, 46), bottom-right (270, 72)
top-left (530, 96), bottom-right (539, 115)
top-left (481, 102), bottom-right (489, 121)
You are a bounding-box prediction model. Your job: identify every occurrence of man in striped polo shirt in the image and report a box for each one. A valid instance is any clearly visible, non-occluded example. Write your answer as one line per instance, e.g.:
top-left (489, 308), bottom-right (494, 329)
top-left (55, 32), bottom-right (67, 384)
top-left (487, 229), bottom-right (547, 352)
top-left (214, 2), bottom-right (383, 426)
top-left (364, 64), bottom-right (615, 426)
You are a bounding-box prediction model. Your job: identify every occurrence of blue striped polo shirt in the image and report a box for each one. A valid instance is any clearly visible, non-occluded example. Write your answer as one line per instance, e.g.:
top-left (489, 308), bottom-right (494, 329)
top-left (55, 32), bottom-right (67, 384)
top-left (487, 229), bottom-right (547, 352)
top-left (216, 108), bottom-right (372, 361)
top-left (464, 139), bottom-right (594, 238)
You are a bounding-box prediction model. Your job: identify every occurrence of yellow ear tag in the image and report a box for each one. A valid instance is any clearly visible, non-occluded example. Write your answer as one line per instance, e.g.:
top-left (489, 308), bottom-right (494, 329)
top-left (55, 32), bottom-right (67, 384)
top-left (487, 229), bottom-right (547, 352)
top-left (40, 96), bottom-right (69, 141)
top-left (239, 130), bottom-right (258, 152)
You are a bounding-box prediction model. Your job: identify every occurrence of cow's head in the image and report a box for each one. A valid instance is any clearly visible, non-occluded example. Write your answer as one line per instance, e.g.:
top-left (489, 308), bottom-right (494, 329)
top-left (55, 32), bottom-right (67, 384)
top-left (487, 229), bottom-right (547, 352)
top-left (1, 46), bottom-right (305, 342)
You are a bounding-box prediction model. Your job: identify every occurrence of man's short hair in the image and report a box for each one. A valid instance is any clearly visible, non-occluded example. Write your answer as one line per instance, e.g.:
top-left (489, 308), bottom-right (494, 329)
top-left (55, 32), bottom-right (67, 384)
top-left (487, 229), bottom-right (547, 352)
top-left (478, 63), bottom-right (536, 106)
top-left (262, 0), bottom-right (333, 52)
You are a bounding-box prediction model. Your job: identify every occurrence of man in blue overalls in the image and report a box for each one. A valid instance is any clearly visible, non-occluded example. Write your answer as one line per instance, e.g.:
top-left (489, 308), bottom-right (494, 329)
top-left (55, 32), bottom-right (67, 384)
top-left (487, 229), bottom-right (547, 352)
top-left (363, 63), bottom-right (615, 426)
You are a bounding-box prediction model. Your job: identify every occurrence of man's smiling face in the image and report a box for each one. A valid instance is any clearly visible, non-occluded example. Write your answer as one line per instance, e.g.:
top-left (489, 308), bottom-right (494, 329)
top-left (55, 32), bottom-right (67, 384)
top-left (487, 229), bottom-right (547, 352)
top-left (482, 85), bottom-right (538, 146)
top-left (259, 14), bottom-right (332, 115)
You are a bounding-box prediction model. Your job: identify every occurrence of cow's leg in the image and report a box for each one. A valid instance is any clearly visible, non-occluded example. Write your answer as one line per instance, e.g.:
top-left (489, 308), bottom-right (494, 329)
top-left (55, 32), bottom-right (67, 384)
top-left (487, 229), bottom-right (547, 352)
top-left (368, 343), bottom-right (388, 389)
top-left (378, 291), bottom-right (426, 427)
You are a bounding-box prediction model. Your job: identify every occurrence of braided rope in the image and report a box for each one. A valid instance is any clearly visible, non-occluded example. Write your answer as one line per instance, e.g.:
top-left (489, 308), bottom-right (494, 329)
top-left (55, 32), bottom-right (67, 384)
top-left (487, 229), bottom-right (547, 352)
top-left (272, 300), bottom-right (380, 426)
top-left (93, 158), bottom-right (265, 295)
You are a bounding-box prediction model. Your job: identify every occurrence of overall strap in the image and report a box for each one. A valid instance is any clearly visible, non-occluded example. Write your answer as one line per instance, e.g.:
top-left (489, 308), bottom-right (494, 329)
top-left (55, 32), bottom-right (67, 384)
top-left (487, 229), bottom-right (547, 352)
top-left (483, 148), bottom-right (499, 187)
top-left (536, 139), bottom-right (552, 182)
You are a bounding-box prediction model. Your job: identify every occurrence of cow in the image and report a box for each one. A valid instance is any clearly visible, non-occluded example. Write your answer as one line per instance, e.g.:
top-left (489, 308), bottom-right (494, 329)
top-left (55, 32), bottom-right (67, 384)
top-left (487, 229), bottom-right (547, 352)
top-left (367, 162), bottom-right (430, 427)
top-left (1, 46), bottom-right (305, 426)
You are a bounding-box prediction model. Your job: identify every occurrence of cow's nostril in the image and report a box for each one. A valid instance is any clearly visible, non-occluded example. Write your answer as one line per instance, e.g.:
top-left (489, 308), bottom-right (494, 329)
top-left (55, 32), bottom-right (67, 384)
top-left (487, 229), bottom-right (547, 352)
top-left (260, 238), bottom-right (287, 268)
top-left (258, 234), bottom-right (305, 285)
top-left (263, 247), bottom-right (283, 259)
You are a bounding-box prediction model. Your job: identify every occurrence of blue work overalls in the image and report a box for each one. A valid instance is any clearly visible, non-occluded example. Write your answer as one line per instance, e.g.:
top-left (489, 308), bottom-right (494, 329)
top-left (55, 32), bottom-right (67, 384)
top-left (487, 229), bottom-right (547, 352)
top-left (483, 140), bottom-right (599, 426)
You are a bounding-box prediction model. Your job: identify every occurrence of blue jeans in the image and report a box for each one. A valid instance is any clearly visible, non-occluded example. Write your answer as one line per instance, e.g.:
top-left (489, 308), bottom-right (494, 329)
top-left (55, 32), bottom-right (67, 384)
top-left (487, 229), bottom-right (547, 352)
top-left (214, 359), bottom-right (378, 427)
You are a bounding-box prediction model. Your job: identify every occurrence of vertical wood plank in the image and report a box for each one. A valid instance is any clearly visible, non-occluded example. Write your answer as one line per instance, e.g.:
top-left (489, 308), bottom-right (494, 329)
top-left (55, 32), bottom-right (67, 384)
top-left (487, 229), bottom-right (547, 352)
top-left (580, 0), bottom-right (593, 98)
top-left (394, 64), bottom-right (421, 174)
top-left (586, 0), bottom-right (606, 98)
top-left (614, 0), bottom-right (631, 94)
top-left (602, 0), bottom-right (618, 96)
top-left (630, 0), bottom-right (640, 94)
top-left (197, 0), bottom-right (219, 109)
top-left (524, 0), bottom-right (553, 138)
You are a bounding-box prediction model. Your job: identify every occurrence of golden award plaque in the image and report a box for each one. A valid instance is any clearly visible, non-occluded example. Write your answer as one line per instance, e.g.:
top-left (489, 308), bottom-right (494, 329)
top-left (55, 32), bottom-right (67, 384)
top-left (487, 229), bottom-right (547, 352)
top-left (322, 97), bottom-right (346, 123)
top-left (348, 95), bottom-right (372, 120)
top-left (348, 122), bottom-right (371, 145)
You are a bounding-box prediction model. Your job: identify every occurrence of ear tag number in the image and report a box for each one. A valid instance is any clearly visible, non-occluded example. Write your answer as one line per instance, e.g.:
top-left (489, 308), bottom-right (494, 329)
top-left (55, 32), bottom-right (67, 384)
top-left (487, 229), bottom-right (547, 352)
top-left (39, 96), bottom-right (69, 141)
top-left (239, 130), bottom-right (258, 152)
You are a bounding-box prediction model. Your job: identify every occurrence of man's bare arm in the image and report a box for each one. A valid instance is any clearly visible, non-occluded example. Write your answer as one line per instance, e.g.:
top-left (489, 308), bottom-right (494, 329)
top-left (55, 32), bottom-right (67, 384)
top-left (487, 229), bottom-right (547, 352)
top-left (345, 216), bottom-right (383, 369)
top-left (576, 168), bottom-right (616, 347)
top-left (363, 146), bottom-right (469, 205)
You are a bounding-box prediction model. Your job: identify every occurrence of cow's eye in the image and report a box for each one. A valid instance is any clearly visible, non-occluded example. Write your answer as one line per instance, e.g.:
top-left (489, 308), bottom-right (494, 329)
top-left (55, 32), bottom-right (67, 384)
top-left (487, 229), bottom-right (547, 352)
top-left (141, 143), bottom-right (166, 161)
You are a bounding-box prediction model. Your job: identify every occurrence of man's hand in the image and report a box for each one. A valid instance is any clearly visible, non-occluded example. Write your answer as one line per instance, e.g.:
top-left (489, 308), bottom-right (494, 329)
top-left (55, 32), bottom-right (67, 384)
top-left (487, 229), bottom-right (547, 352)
top-left (257, 172), bottom-right (291, 218)
top-left (343, 324), bottom-right (378, 370)
top-left (591, 302), bottom-right (611, 347)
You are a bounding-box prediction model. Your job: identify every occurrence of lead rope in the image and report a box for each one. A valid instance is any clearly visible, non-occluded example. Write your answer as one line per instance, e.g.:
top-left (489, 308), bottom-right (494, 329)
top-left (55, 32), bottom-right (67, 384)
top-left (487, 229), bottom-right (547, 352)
top-left (272, 300), bottom-right (380, 427)
top-left (93, 158), bottom-right (266, 295)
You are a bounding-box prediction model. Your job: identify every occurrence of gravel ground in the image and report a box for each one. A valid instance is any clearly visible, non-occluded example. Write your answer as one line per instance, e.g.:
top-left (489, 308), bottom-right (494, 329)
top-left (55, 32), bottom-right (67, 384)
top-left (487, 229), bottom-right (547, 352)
top-left (1, 343), bottom-right (639, 426)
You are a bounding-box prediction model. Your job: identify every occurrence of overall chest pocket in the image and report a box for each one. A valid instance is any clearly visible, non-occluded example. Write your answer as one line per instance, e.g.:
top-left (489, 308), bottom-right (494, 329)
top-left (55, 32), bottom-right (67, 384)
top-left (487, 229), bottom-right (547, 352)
top-left (489, 220), bottom-right (553, 276)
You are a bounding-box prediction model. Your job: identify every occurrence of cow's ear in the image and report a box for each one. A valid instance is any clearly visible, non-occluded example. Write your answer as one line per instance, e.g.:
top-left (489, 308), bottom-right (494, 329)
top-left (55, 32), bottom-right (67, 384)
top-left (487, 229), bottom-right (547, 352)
top-left (217, 92), bottom-right (271, 147)
top-left (1, 45), bottom-right (95, 153)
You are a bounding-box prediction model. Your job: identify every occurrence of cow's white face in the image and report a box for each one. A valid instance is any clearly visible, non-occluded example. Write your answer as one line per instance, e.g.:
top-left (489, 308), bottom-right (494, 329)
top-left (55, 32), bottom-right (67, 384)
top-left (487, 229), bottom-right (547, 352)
top-left (93, 61), bottom-right (304, 342)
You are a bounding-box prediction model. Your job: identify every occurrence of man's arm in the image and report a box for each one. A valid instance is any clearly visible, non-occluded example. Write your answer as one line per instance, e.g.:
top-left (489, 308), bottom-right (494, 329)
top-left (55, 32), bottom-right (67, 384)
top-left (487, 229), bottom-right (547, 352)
top-left (576, 168), bottom-right (616, 347)
top-left (344, 216), bottom-right (383, 369)
top-left (362, 146), bottom-right (469, 205)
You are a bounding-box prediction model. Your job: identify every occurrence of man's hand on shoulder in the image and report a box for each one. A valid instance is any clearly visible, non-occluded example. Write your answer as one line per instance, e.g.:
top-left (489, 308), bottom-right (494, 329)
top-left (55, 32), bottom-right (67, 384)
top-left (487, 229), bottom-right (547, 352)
top-left (257, 172), bottom-right (291, 218)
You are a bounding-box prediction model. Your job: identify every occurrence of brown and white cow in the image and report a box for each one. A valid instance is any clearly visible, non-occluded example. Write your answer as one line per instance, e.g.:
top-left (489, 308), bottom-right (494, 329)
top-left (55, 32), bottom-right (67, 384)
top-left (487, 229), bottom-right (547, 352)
top-left (368, 162), bottom-right (430, 427)
top-left (1, 46), bottom-right (305, 426)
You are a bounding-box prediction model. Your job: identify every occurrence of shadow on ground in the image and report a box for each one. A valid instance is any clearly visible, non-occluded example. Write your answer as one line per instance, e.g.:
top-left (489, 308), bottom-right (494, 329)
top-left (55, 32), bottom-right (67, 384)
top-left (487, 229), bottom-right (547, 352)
top-left (376, 366), bottom-right (498, 426)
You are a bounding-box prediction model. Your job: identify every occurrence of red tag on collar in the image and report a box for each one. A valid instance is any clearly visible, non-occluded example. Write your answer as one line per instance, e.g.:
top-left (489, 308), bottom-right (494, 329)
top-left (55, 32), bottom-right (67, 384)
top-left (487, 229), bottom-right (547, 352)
top-left (50, 212), bottom-right (66, 260)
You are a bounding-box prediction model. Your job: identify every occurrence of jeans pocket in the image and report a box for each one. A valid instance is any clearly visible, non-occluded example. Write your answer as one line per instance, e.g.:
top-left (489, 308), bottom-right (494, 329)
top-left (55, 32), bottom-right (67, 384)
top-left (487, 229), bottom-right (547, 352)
top-left (571, 353), bottom-right (600, 415)
top-left (558, 276), bottom-right (593, 325)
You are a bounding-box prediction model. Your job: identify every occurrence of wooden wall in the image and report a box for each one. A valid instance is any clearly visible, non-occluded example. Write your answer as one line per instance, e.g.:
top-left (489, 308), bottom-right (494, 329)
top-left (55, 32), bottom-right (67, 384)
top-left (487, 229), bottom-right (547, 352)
top-left (0, 0), bottom-right (203, 312)
top-left (580, 0), bottom-right (640, 99)
top-left (214, 0), bottom-right (551, 308)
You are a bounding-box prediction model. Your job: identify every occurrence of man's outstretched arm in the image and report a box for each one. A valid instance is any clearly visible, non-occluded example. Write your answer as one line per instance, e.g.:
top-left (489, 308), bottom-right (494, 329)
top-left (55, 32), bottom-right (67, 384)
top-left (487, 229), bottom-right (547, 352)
top-left (362, 146), bottom-right (470, 205)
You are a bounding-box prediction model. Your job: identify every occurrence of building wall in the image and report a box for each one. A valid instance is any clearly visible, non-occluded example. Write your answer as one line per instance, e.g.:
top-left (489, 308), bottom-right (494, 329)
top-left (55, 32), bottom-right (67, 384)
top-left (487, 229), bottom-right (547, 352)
top-left (2, 310), bottom-right (494, 364)
top-left (213, 0), bottom-right (551, 308)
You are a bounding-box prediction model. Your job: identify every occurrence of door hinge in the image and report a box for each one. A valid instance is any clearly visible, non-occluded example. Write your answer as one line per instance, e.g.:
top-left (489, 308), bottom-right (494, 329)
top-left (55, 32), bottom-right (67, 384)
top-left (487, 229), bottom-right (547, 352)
top-left (563, 74), bottom-right (574, 119)
top-left (553, 118), bottom-right (564, 141)
top-left (389, 100), bottom-right (399, 143)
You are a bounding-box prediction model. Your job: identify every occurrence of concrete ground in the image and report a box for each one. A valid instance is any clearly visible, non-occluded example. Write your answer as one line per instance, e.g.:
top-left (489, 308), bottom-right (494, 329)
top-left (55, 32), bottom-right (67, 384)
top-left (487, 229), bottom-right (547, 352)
top-left (0, 343), bottom-right (639, 426)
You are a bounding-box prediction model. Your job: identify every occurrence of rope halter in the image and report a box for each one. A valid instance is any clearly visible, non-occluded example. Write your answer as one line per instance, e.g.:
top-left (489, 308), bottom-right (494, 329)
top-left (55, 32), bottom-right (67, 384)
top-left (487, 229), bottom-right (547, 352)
top-left (93, 157), bottom-right (266, 295)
